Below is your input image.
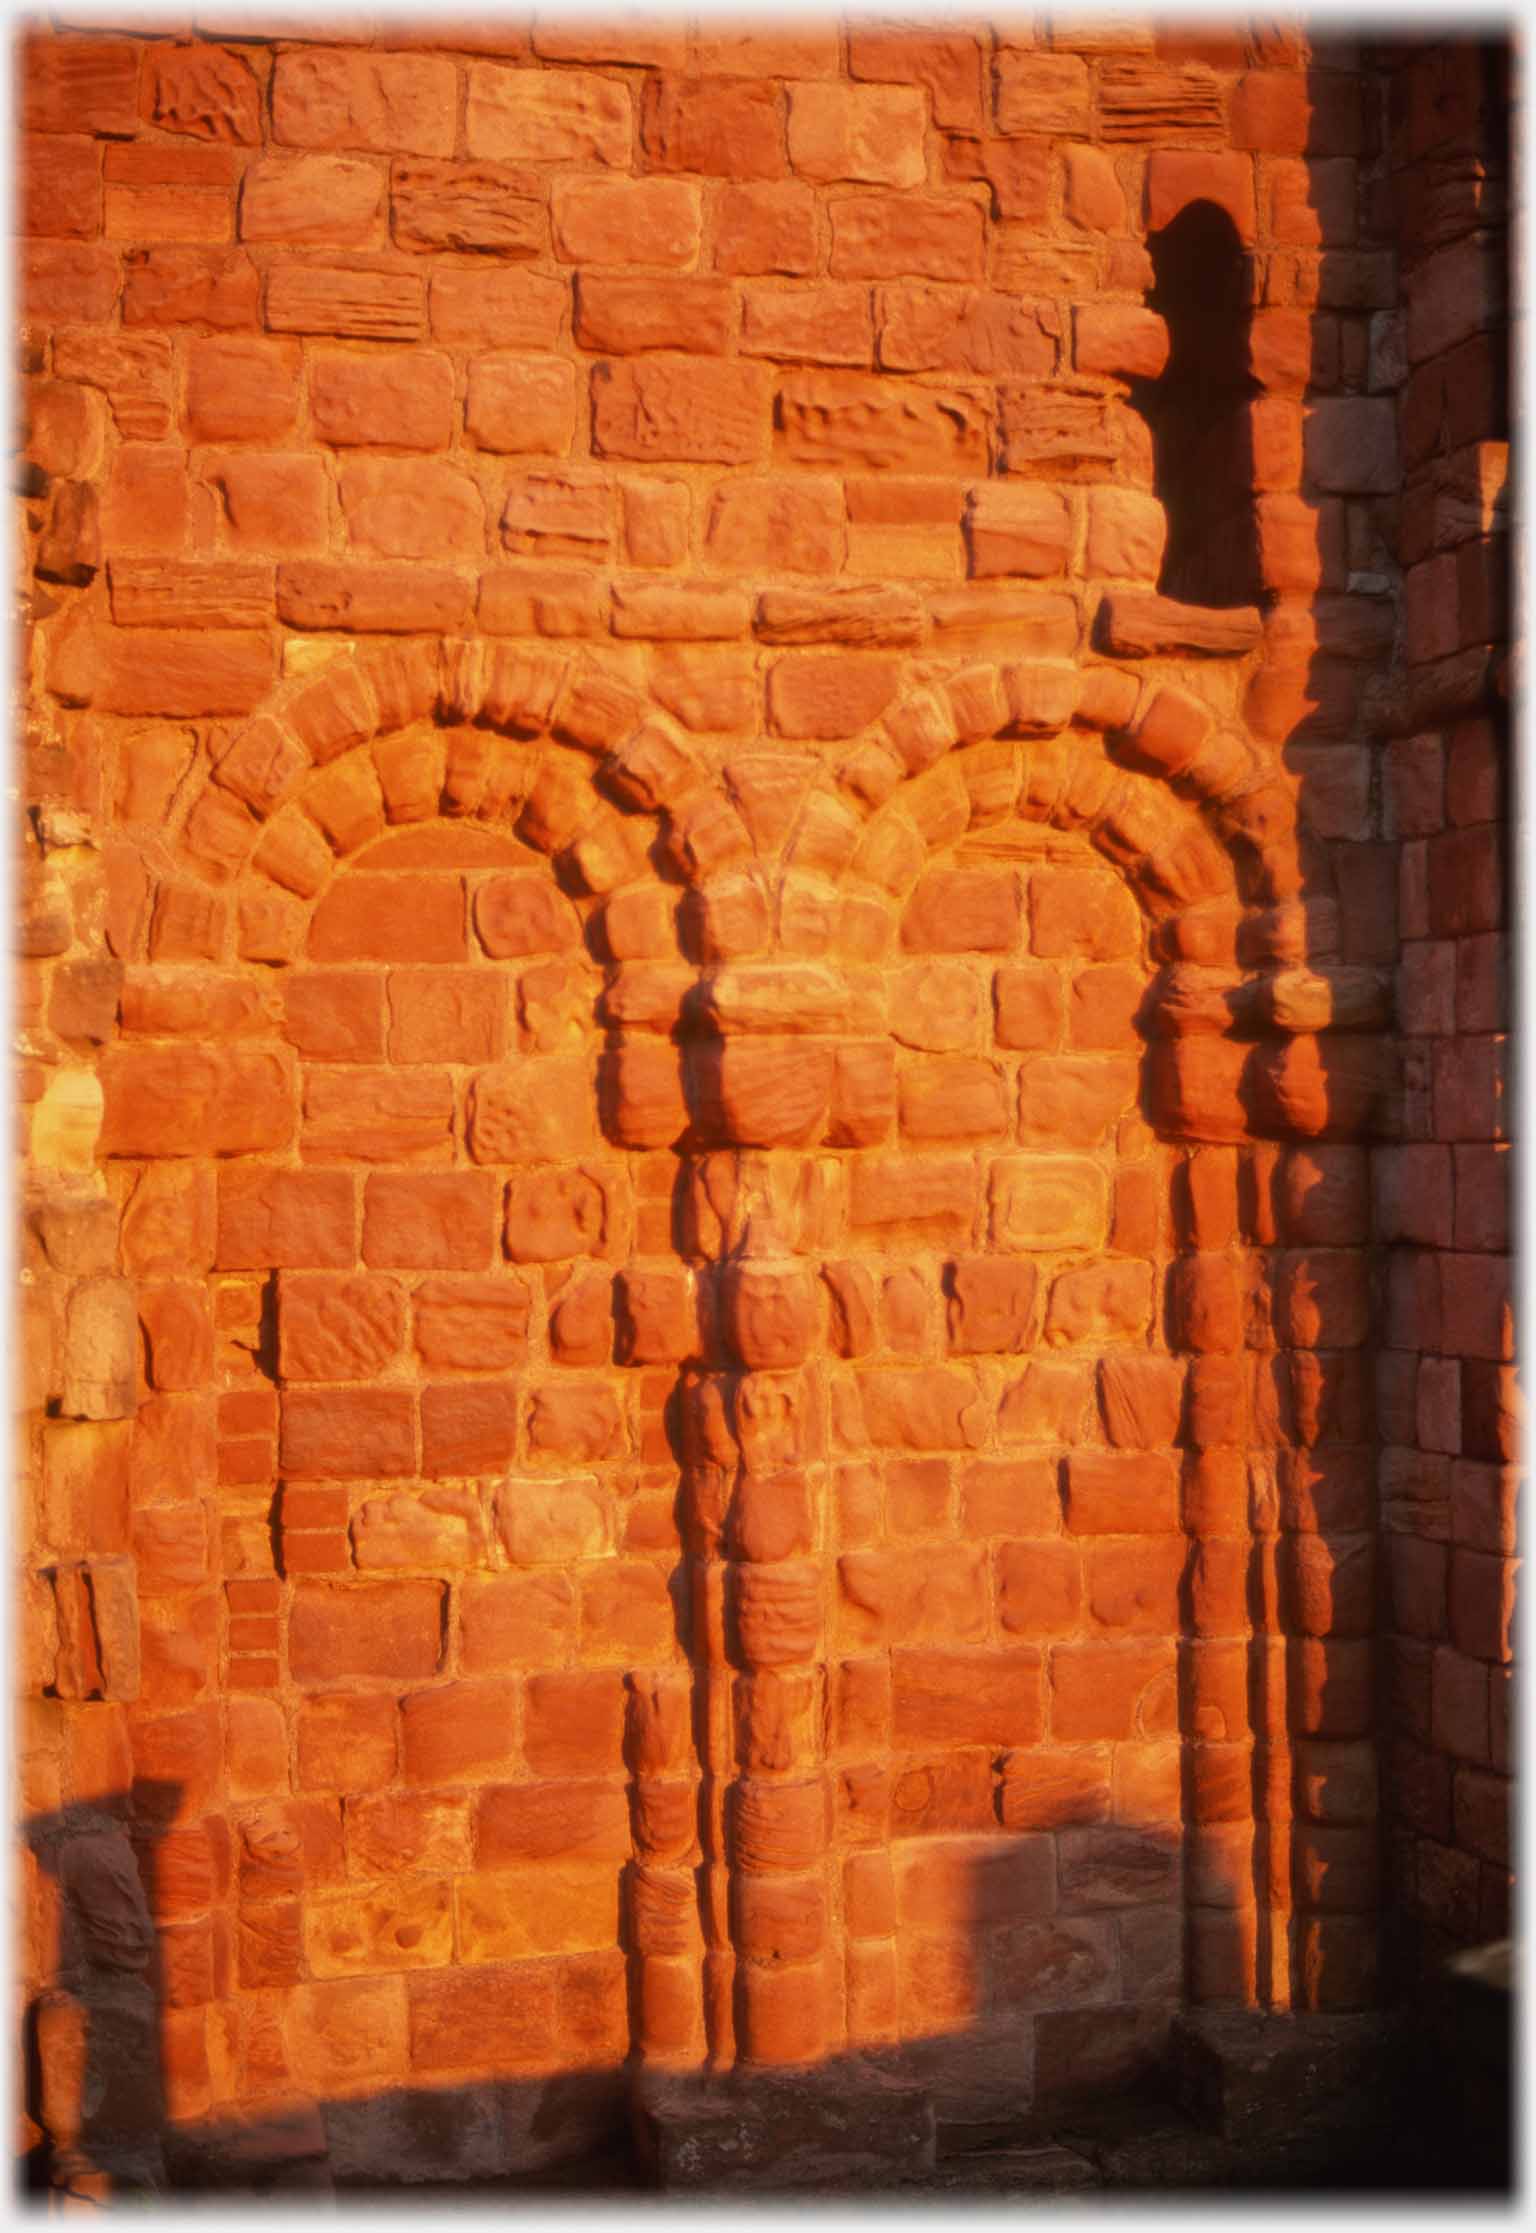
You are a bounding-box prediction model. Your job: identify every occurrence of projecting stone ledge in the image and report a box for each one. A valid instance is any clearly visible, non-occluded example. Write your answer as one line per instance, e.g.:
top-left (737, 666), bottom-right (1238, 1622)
top-left (1095, 591), bottom-right (1264, 658)
top-left (631, 2067), bottom-right (935, 2191)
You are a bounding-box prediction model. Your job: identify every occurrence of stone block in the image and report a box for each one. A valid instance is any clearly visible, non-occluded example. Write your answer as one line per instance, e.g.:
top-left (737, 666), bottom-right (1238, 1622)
top-left (636, 2068), bottom-right (933, 2189)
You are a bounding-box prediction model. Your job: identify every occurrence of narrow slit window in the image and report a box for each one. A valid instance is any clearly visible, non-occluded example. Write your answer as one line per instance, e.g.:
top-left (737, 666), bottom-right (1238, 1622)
top-left (1134, 200), bottom-right (1261, 610)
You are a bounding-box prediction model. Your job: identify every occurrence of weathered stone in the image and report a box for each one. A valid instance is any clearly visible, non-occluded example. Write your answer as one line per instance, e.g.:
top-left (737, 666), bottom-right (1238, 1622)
top-left (60, 1278), bottom-right (137, 1419)
top-left (1096, 592), bottom-right (1264, 658)
top-left (494, 1475), bottom-right (610, 1565)
top-left (990, 1158), bottom-right (1109, 1250)
top-left (147, 42), bottom-right (261, 143)
top-left (778, 370), bottom-right (990, 473)
top-left (466, 63), bottom-right (631, 165)
top-left (637, 2069), bottom-right (934, 2189)
top-left (351, 1489), bottom-right (487, 1571)
top-left (391, 158), bottom-right (544, 255)
top-left (592, 359), bottom-right (770, 466)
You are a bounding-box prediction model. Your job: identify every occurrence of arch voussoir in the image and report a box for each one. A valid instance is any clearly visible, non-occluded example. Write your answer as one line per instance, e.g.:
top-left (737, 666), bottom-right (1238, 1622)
top-left (150, 640), bottom-right (713, 976)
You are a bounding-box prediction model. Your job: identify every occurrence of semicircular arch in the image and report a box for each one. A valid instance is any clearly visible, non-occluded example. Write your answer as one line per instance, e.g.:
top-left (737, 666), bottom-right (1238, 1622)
top-left (764, 652), bottom-right (1391, 1155)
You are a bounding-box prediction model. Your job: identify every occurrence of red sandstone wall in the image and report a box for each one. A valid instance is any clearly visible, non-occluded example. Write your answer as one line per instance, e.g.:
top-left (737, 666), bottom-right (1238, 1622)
top-left (12, 13), bottom-right (1512, 2190)
top-left (1375, 39), bottom-right (1513, 1977)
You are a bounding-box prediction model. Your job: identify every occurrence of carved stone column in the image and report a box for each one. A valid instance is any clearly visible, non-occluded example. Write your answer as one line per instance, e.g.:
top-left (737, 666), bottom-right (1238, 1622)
top-left (674, 1151), bottom-right (836, 2074)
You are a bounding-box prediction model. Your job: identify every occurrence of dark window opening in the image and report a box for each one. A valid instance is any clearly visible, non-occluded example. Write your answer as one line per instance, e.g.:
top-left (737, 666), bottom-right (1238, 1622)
top-left (1132, 200), bottom-right (1261, 609)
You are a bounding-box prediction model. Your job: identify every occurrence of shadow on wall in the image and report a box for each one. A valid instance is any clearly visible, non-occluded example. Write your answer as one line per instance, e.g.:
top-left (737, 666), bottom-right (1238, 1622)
top-left (22, 1781), bottom-right (1195, 2197)
top-left (1127, 184), bottom-right (1387, 2015)
top-left (1131, 53), bottom-right (1511, 2002)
